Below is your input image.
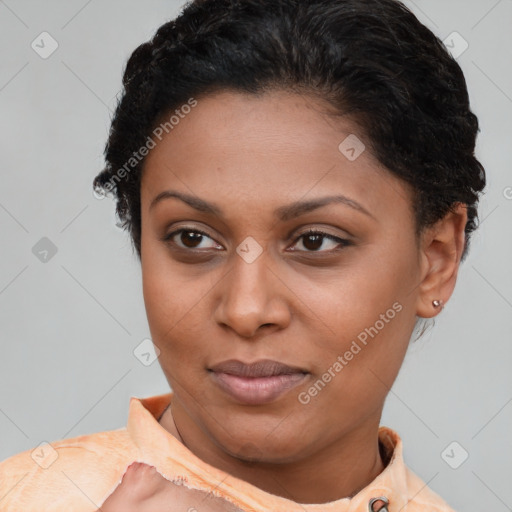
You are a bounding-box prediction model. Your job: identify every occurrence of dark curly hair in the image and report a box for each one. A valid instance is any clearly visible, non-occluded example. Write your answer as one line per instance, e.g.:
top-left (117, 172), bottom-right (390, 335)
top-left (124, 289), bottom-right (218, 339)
top-left (93, 0), bottom-right (486, 271)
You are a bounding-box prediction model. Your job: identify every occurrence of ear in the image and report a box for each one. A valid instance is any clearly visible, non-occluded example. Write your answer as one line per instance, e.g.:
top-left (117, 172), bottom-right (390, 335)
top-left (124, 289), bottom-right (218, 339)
top-left (415, 202), bottom-right (468, 319)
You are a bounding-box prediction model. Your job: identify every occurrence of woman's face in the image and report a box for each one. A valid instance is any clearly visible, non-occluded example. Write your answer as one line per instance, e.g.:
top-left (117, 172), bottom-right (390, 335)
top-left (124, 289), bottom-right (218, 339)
top-left (140, 89), bottom-right (426, 462)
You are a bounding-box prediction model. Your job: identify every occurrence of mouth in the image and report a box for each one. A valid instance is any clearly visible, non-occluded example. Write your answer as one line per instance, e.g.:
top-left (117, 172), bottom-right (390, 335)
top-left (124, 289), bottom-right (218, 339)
top-left (208, 359), bottom-right (309, 405)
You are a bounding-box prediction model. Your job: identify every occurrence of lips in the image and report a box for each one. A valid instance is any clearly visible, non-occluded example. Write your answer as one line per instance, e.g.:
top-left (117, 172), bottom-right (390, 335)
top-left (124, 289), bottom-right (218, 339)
top-left (209, 359), bottom-right (307, 378)
top-left (208, 359), bottom-right (309, 405)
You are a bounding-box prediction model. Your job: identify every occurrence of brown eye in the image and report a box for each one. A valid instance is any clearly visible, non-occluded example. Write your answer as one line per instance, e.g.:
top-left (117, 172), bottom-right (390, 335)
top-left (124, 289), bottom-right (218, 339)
top-left (162, 228), bottom-right (220, 250)
top-left (178, 230), bottom-right (204, 248)
top-left (290, 229), bottom-right (351, 253)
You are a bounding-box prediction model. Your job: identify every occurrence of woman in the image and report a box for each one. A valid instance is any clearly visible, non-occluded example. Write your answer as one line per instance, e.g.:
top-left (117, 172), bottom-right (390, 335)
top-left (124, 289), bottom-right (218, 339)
top-left (0, 0), bottom-right (485, 510)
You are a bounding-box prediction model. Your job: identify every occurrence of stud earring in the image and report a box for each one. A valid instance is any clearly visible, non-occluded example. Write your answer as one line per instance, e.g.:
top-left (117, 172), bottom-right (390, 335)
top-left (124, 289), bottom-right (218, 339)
top-left (432, 299), bottom-right (444, 308)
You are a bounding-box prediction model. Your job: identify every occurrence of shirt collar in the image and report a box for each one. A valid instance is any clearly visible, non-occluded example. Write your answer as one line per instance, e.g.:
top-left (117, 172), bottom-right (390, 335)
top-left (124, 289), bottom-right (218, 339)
top-left (127, 392), bottom-right (411, 511)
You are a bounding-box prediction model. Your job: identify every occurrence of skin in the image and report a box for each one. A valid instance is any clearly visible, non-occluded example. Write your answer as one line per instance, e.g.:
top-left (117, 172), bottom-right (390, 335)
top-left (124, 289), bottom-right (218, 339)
top-left (135, 89), bottom-right (467, 505)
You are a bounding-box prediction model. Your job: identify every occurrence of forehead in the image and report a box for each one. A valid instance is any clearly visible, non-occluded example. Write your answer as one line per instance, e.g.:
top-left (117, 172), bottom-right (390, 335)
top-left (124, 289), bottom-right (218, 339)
top-left (140, 90), bottom-right (414, 221)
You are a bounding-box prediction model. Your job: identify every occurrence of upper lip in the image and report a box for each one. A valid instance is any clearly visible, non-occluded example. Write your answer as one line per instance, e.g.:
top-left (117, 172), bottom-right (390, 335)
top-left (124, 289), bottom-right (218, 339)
top-left (209, 359), bottom-right (308, 378)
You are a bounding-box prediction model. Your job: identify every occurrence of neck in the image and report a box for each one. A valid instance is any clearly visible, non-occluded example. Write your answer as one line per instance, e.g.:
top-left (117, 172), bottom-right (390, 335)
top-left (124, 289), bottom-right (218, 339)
top-left (159, 400), bottom-right (387, 504)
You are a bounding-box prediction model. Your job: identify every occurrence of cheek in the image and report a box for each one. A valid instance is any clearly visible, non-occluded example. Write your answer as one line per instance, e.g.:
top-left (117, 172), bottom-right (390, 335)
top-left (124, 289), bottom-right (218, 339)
top-left (307, 258), bottom-right (399, 340)
top-left (307, 245), bottom-right (415, 376)
top-left (141, 256), bottom-right (212, 370)
top-left (141, 237), bottom-right (191, 326)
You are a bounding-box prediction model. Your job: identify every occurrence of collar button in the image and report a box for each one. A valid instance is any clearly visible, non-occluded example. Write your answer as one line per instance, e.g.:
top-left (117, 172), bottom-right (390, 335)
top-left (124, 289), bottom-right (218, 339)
top-left (368, 496), bottom-right (389, 512)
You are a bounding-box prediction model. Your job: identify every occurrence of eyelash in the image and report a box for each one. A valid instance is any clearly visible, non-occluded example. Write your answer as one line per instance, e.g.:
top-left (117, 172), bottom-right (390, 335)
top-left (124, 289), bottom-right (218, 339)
top-left (161, 227), bottom-right (352, 254)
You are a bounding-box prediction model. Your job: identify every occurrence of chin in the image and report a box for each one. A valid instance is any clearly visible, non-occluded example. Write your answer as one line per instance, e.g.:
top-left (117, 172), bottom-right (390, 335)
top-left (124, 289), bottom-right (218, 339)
top-left (214, 426), bottom-right (310, 465)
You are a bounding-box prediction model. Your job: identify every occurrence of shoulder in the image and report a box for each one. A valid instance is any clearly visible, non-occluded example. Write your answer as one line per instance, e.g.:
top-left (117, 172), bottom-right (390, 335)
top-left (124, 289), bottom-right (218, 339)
top-left (0, 428), bottom-right (139, 512)
top-left (404, 465), bottom-right (458, 511)
top-left (377, 427), bottom-right (458, 511)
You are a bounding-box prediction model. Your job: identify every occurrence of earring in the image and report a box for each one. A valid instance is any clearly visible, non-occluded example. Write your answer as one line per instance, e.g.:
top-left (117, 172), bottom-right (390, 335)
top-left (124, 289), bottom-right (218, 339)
top-left (432, 299), bottom-right (444, 308)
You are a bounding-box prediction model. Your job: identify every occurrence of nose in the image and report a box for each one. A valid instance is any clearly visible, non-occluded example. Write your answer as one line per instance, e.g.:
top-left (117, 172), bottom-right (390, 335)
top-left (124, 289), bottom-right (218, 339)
top-left (212, 247), bottom-right (291, 339)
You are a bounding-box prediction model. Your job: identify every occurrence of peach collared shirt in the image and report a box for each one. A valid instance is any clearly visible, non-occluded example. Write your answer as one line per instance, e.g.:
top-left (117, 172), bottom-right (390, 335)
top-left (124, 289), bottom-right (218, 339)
top-left (0, 392), bottom-right (456, 511)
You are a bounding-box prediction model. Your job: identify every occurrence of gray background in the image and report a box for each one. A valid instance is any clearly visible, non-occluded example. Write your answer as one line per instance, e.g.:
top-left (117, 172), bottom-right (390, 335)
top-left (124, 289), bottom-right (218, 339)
top-left (0, 1), bottom-right (511, 510)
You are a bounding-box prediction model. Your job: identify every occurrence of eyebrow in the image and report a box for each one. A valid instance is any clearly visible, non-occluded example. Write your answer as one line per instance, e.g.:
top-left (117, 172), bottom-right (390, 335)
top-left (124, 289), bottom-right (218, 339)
top-left (149, 190), bottom-right (375, 221)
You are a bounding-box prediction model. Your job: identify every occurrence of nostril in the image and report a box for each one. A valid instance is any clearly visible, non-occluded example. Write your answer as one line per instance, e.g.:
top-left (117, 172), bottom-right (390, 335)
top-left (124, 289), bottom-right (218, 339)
top-left (368, 496), bottom-right (389, 512)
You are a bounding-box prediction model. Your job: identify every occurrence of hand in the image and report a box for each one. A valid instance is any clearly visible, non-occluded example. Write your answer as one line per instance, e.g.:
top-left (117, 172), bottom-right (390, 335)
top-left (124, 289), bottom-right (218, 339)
top-left (99, 461), bottom-right (244, 512)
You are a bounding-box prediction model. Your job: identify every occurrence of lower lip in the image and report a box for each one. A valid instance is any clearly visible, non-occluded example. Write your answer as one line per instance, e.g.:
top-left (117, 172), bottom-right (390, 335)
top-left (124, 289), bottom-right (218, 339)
top-left (209, 371), bottom-right (308, 405)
